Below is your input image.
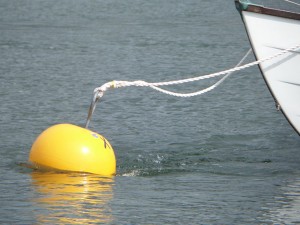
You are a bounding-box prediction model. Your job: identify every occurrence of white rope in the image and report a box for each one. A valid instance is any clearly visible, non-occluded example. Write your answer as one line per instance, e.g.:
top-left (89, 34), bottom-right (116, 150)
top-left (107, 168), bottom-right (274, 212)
top-left (146, 49), bottom-right (252, 97)
top-left (284, 0), bottom-right (300, 6)
top-left (94, 44), bottom-right (300, 98)
top-left (85, 44), bottom-right (300, 128)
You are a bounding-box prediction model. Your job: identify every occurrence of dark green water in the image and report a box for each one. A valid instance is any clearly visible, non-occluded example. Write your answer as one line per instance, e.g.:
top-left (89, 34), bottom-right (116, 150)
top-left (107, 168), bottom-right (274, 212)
top-left (1, 0), bottom-right (300, 224)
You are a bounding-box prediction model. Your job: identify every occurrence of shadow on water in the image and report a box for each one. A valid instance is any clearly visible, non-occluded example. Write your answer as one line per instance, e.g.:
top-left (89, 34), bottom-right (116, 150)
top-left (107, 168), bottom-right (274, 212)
top-left (30, 171), bottom-right (115, 224)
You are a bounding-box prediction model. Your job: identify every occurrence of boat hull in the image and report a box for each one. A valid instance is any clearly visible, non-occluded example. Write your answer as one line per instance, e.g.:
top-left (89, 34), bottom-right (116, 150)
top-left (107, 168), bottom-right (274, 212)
top-left (237, 2), bottom-right (300, 135)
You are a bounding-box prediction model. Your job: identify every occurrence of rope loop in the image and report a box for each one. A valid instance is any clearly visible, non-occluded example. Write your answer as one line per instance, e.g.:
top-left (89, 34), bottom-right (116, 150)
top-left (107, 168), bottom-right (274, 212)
top-left (93, 44), bottom-right (300, 98)
top-left (85, 44), bottom-right (300, 128)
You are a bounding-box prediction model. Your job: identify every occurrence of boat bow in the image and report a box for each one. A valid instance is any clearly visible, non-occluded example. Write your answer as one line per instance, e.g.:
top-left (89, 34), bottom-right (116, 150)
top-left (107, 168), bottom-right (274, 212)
top-left (235, 0), bottom-right (300, 135)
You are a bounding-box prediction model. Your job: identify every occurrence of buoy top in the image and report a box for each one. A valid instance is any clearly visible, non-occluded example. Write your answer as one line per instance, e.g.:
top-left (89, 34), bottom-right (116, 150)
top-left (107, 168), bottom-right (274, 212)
top-left (29, 124), bottom-right (116, 176)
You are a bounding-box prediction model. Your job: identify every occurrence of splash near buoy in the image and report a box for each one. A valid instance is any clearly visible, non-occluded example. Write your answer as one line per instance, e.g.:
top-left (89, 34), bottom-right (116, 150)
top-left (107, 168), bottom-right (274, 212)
top-left (29, 124), bottom-right (116, 176)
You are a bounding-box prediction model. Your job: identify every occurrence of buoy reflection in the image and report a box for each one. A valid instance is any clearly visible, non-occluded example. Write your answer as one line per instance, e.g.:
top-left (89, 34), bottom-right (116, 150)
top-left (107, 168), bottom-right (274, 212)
top-left (31, 172), bottom-right (114, 224)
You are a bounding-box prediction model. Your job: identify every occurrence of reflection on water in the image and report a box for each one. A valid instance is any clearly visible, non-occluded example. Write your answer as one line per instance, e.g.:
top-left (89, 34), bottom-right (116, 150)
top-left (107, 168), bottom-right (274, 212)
top-left (265, 178), bottom-right (300, 224)
top-left (31, 172), bottom-right (114, 224)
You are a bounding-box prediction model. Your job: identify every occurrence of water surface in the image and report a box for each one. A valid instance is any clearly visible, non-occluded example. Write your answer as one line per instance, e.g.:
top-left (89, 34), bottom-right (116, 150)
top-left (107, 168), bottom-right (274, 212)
top-left (1, 0), bottom-right (300, 224)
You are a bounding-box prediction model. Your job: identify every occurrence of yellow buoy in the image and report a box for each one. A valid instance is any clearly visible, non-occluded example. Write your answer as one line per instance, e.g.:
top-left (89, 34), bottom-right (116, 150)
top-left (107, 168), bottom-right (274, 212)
top-left (29, 124), bottom-right (116, 176)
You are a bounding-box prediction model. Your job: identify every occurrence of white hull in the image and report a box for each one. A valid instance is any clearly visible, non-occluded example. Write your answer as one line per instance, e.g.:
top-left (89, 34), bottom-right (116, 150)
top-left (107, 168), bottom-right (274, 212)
top-left (239, 4), bottom-right (300, 135)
